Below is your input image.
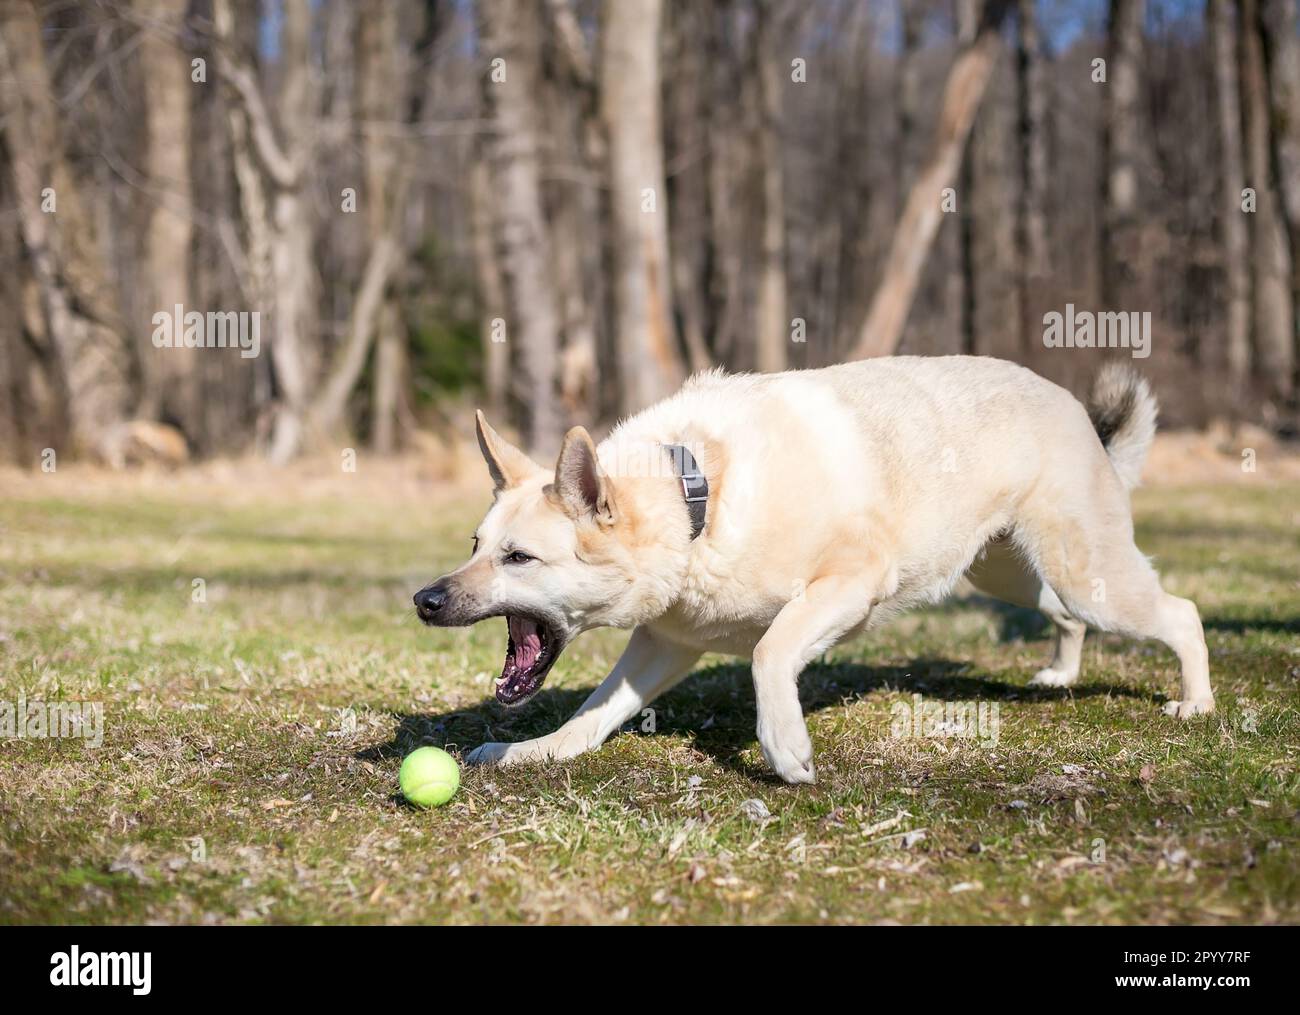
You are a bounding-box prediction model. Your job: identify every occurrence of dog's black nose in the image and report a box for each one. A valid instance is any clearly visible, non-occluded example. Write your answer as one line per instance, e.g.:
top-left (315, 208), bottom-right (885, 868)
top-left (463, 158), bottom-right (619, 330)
top-left (414, 583), bottom-right (449, 621)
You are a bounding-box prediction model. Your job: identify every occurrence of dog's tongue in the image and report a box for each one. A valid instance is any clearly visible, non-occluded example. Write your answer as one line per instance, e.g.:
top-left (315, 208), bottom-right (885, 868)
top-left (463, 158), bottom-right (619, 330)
top-left (508, 616), bottom-right (542, 672)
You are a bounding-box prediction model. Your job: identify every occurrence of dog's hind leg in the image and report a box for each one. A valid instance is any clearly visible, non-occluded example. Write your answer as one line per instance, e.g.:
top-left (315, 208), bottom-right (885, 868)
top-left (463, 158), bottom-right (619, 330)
top-left (751, 571), bottom-right (883, 784)
top-left (1027, 588), bottom-right (1087, 688)
top-left (1012, 493), bottom-right (1213, 719)
top-left (965, 538), bottom-right (1087, 688)
top-left (466, 627), bottom-right (700, 768)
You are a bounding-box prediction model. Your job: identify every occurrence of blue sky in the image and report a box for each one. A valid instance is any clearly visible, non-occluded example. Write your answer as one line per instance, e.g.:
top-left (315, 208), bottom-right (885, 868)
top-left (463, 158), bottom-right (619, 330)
top-left (254, 0), bottom-right (1222, 65)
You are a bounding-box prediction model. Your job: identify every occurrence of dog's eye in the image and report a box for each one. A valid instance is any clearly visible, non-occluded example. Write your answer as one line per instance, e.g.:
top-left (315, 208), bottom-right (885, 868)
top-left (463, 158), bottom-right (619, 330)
top-left (503, 550), bottom-right (535, 565)
top-left (471, 536), bottom-right (480, 555)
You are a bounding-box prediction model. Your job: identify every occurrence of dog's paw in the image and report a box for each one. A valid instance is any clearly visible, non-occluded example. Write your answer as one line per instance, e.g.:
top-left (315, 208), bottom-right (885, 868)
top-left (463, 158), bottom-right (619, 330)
top-left (465, 741), bottom-right (514, 767)
top-left (1028, 667), bottom-right (1078, 688)
top-left (758, 722), bottom-right (817, 785)
top-left (1161, 698), bottom-right (1215, 719)
top-left (466, 734), bottom-right (590, 768)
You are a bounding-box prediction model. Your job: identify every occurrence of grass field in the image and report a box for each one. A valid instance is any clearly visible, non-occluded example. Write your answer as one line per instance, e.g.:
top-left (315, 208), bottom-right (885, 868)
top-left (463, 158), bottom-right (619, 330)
top-left (1, 466), bottom-right (1296, 924)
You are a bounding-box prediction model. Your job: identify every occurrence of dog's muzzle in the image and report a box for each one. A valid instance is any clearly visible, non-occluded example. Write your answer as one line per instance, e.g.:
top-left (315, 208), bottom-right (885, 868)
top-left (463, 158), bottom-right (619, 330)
top-left (413, 580), bottom-right (564, 707)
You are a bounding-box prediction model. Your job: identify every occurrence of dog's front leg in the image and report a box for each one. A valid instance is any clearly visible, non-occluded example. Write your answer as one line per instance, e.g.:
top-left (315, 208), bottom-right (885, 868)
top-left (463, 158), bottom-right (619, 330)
top-left (466, 626), bottom-right (701, 769)
top-left (752, 573), bottom-right (879, 784)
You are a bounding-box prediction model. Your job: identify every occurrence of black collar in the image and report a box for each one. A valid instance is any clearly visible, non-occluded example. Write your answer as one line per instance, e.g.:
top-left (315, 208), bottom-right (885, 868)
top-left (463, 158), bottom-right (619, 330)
top-left (663, 444), bottom-right (708, 540)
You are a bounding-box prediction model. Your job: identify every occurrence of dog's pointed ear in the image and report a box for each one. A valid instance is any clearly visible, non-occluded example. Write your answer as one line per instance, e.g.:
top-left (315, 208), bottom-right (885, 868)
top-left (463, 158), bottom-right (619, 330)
top-left (476, 410), bottom-right (540, 491)
top-left (554, 426), bottom-right (615, 525)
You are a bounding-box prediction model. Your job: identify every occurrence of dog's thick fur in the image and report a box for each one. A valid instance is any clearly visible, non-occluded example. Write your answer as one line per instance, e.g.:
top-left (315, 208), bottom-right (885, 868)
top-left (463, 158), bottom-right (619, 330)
top-left (415, 356), bottom-right (1213, 783)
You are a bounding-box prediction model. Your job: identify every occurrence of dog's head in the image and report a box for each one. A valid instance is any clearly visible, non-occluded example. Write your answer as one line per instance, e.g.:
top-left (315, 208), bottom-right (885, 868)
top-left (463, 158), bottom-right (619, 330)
top-left (414, 412), bottom-right (664, 707)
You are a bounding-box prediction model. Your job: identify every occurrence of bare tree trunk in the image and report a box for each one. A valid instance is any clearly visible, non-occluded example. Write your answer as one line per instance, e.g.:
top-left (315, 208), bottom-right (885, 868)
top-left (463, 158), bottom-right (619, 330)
top-left (357, 0), bottom-right (443, 453)
top-left (0, 0), bottom-right (133, 460)
top-left (470, 158), bottom-right (509, 420)
top-left (958, 0), bottom-right (980, 357)
top-left (849, 0), bottom-right (1012, 361)
top-left (958, 148), bottom-right (977, 357)
top-left (1242, 0), bottom-right (1296, 399)
top-left (1209, 0), bottom-right (1251, 405)
top-left (0, 319), bottom-right (19, 463)
top-left (10, 272), bottom-right (68, 456)
top-left (312, 0), bottom-right (406, 439)
top-left (1100, 0), bottom-right (1144, 307)
top-left (361, 0), bottom-right (405, 455)
top-left (223, 80), bottom-right (274, 442)
top-left (960, 0), bottom-right (1018, 360)
top-left (553, 186), bottom-right (600, 424)
top-left (663, 0), bottom-right (716, 375)
top-left (313, 234), bottom-right (399, 431)
top-left (707, 54), bottom-right (745, 367)
top-left (265, 1), bottom-right (316, 462)
top-left (480, 0), bottom-right (563, 451)
top-left (896, 0), bottom-right (924, 183)
top-left (754, 0), bottom-right (789, 373)
top-left (543, 0), bottom-right (603, 421)
top-left (602, 0), bottom-right (685, 411)
top-left (135, 0), bottom-right (196, 436)
top-left (201, 6), bottom-right (269, 454)
top-left (1259, 0), bottom-right (1300, 235)
top-left (371, 302), bottom-right (407, 455)
top-left (0, 210), bottom-right (47, 460)
top-left (697, 4), bottom-right (749, 369)
top-left (1259, 0), bottom-right (1300, 391)
top-left (366, 0), bottom-right (440, 455)
top-left (214, 0), bottom-right (317, 463)
top-left (1015, 0), bottom-right (1050, 356)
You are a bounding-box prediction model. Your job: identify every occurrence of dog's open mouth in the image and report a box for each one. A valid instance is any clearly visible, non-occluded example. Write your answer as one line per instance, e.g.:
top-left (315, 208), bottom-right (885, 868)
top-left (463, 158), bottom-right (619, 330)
top-left (497, 615), bottom-right (562, 706)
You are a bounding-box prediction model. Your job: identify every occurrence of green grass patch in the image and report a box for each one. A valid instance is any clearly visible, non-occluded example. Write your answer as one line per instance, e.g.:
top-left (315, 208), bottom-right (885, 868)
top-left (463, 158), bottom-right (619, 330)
top-left (0, 477), bottom-right (1296, 924)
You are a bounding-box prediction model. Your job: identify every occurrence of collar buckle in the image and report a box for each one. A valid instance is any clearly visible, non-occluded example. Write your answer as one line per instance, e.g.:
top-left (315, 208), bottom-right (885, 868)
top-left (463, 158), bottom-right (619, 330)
top-left (663, 443), bottom-right (708, 540)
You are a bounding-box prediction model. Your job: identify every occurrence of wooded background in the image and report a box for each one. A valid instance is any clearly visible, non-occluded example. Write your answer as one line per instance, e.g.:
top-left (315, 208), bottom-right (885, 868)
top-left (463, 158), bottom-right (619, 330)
top-left (1, 0), bottom-right (1298, 465)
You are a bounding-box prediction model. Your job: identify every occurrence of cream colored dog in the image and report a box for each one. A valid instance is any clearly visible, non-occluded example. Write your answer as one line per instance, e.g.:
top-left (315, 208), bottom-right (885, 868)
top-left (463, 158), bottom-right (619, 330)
top-left (414, 356), bottom-right (1213, 784)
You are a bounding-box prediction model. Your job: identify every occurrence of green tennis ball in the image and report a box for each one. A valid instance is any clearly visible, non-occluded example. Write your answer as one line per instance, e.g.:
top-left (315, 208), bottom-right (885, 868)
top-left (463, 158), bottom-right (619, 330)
top-left (399, 746), bottom-right (460, 808)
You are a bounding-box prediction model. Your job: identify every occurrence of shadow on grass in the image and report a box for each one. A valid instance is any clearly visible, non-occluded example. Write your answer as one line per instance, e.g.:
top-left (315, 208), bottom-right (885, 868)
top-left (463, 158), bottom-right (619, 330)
top-left (1201, 616), bottom-right (1300, 635)
top-left (962, 592), bottom-right (1300, 641)
top-left (358, 655), bottom-right (1151, 779)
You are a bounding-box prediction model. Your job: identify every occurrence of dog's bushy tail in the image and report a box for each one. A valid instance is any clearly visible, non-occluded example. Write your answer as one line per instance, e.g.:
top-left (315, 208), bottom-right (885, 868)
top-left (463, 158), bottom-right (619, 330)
top-left (1087, 363), bottom-right (1157, 490)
